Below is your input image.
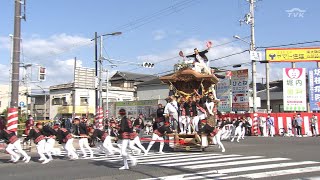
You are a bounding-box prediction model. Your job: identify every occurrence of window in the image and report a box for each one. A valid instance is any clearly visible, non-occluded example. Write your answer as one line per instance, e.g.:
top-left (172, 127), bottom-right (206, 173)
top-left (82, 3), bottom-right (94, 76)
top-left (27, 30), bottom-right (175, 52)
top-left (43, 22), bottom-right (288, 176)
top-left (52, 98), bottom-right (61, 105)
top-left (80, 97), bottom-right (89, 106)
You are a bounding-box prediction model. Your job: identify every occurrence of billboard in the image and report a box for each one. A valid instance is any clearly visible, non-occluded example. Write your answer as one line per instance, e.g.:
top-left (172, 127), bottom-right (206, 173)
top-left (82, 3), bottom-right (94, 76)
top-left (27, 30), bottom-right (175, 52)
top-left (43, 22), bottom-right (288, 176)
top-left (308, 68), bottom-right (320, 111)
top-left (216, 72), bottom-right (232, 112)
top-left (266, 47), bottom-right (320, 62)
top-left (283, 68), bottom-right (307, 111)
top-left (231, 69), bottom-right (249, 111)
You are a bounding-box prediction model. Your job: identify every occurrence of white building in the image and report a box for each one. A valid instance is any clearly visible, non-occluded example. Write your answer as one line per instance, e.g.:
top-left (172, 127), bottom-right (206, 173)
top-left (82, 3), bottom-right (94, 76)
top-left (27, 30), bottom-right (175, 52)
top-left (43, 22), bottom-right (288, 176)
top-left (0, 84), bottom-right (30, 114)
top-left (49, 83), bottom-right (135, 120)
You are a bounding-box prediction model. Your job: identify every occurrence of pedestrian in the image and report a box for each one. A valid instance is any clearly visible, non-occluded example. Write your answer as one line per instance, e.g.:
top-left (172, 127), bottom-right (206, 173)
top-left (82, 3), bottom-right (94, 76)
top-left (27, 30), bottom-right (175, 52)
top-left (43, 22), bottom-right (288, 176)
top-left (24, 122), bottom-right (51, 164)
top-left (310, 114), bottom-right (318, 136)
top-left (156, 104), bottom-right (165, 123)
top-left (292, 115), bottom-right (297, 136)
top-left (0, 129), bottom-right (31, 163)
top-left (53, 124), bottom-right (78, 160)
top-left (295, 114), bottom-right (303, 137)
top-left (89, 128), bottom-right (120, 155)
top-left (134, 114), bottom-right (145, 136)
top-left (258, 116), bottom-right (266, 136)
top-left (118, 108), bottom-right (137, 170)
top-left (39, 123), bottom-right (59, 158)
top-left (145, 121), bottom-right (173, 155)
top-left (24, 115), bottom-right (34, 136)
top-left (266, 114), bottom-right (274, 137)
top-left (201, 120), bottom-right (225, 152)
top-left (164, 96), bottom-right (179, 131)
top-left (231, 118), bottom-right (243, 143)
top-left (73, 118), bottom-right (93, 158)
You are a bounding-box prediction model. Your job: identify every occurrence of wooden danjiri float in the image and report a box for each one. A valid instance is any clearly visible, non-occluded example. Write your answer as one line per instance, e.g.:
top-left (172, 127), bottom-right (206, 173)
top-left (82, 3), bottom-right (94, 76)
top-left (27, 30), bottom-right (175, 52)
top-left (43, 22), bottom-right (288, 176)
top-left (160, 54), bottom-right (222, 151)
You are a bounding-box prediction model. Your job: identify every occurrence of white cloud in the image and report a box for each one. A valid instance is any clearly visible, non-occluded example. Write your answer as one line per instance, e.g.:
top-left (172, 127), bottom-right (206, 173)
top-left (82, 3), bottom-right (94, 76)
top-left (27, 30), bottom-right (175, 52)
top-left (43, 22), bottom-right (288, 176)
top-left (135, 37), bottom-right (283, 82)
top-left (152, 30), bottom-right (167, 40)
top-left (0, 34), bottom-right (91, 87)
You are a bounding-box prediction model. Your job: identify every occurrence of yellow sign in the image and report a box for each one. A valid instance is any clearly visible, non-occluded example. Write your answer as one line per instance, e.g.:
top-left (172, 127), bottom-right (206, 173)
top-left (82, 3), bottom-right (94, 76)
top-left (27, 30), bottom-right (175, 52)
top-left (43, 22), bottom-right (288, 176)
top-left (266, 47), bottom-right (320, 62)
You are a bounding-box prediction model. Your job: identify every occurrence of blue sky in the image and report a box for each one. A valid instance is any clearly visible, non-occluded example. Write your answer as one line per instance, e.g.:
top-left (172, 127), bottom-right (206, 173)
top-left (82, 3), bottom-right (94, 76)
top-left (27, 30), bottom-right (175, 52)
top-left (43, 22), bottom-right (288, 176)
top-left (0, 0), bottom-right (319, 86)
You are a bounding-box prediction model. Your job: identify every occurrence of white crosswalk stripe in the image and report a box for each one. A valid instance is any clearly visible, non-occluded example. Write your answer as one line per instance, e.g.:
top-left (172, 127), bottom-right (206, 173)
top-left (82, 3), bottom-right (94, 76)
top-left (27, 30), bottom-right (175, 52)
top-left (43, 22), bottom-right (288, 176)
top-left (57, 149), bottom-right (320, 179)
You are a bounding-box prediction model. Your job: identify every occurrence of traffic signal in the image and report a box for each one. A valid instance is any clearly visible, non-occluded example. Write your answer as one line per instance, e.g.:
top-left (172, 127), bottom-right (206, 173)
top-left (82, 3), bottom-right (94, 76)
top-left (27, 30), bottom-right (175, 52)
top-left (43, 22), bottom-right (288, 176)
top-left (142, 62), bottom-right (154, 68)
top-left (38, 66), bottom-right (46, 81)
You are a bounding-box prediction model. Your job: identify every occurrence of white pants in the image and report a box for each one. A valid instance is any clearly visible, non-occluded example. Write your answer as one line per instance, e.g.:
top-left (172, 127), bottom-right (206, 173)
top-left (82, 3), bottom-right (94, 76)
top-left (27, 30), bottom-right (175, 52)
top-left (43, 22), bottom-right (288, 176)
top-left (130, 136), bottom-right (147, 154)
top-left (192, 116), bottom-right (202, 132)
top-left (64, 138), bottom-right (78, 159)
top-left (214, 130), bottom-right (225, 151)
top-left (231, 127), bottom-right (242, 142)
top-left (146, 133), bottom-right (164, 153)
top-left (179, 116), bottom-right (191, 134)
top-left (6, 140), bottom-right (29, 160)
top-left (97, 136), bottom-right (121, 155)
top-left (194, 62), bottom-right (211, 75)
top-left (241, 127), bottom-right (246, 139)
top-left (267, 126), bottom-right (274, 137)
top-left (79, 138), bottom-right (93, 157)
top-left (121, 139), bottom-right (136, 169)
top-left (45, 138), bottom-right (57, 157)
top-left (36, 139), bottom-right (51, 160)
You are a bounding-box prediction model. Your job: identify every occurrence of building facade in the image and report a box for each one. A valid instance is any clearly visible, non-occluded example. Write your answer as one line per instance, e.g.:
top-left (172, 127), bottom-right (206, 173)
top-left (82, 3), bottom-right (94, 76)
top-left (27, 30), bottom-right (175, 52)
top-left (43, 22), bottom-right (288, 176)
top-left (0, 85), bottom-right (30, 114)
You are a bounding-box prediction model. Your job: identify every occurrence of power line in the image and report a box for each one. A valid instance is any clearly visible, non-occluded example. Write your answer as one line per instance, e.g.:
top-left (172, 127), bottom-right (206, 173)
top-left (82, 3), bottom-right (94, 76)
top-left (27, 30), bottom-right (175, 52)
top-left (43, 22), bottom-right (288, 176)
top-left (210, 50), bottom-right (249, 62)
top-left (126, 36), bottom-right (251, 72)
top-left (112, 0), bottom-right (198, 33)
top-left (257, 40), bottom-right (320, 49)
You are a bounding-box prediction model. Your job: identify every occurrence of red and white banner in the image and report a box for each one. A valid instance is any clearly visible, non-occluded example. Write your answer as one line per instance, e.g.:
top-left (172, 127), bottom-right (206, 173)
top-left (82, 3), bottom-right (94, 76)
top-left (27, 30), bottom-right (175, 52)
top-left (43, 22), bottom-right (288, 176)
top-left (220, 113), bottom-right (320, 136)
top-left (7, 108), bottom-right (18, 132)
top-left (95, 107), bottom-right (103, 130)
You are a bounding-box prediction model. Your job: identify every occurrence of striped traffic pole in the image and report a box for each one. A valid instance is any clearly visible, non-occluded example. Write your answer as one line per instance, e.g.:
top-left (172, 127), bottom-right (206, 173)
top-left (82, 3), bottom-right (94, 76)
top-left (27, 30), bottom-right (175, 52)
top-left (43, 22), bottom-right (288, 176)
top-left (7, 108), bottom-right (18, 133)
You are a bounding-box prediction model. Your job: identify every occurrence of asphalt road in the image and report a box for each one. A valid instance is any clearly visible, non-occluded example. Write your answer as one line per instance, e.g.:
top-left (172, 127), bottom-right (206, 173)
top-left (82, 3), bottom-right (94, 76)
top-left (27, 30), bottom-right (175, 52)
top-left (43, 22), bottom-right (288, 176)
top-left (0, 136), bottom-right (319, 180)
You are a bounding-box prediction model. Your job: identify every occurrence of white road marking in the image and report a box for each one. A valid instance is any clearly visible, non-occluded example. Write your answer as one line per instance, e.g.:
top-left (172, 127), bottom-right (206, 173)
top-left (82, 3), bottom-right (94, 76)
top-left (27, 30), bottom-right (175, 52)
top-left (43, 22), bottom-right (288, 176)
top-left (186, 157), bottom-right (289, 169)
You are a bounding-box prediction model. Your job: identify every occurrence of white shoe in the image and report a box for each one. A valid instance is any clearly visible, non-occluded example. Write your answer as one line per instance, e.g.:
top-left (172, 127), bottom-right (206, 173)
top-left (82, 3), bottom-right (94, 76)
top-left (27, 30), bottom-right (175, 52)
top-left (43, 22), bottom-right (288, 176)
top-left (38, 158), bottom-right (45, 161)
top-left (231, 139), bottom-right (234, 142)
top-left (119, 166), bottom-right (129, 170)
top-left (13, 154), bottom-right (21, 162)
top-left (41, 159), bottom-right (50, 164)
top-left (89, 155), bottom-right (94, 158)
top-left (144, 151), bottom-right (149, 156)
top-left (237, 140), bottom-right (240, 143)
top-left (25, 156), bottom-right (31, 163)
top-left (222, 149), bottom-right (226, 153)
top-left (22, 157), bottom-right (27, 161)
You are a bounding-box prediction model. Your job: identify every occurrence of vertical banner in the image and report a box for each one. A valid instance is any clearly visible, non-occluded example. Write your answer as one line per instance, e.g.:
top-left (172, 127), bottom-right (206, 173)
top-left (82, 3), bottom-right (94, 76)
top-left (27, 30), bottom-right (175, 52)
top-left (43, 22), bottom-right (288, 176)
top-left (283, 68), bottom-right (307, 111)
top-left (217, 71), bottom-right (231, 112)
top-left (308, 68), bottom-right (320, 111)
top-left (231, 69), bottom-right (249, 111)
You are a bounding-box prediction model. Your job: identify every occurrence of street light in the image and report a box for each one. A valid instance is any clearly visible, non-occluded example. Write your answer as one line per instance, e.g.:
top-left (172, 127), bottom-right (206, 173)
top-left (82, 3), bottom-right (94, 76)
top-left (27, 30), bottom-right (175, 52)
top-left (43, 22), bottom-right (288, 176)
top-left (98, 32), bottom-right (122, 120)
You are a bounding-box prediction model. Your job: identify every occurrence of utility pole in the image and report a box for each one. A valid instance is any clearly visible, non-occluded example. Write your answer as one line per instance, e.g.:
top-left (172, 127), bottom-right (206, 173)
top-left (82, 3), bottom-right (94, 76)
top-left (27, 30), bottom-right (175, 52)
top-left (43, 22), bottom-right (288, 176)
top-left (266, 62), bottom-right (270, 112)
top-left (11, 0), bottom-right (23, 108)
top-left (99, 36), bottom-right (103, 117)
top-left (94, 32), bottom-right (99, 114)
top-left (72, 57), bottom-right (77, 118)
top-left (249, 0), bottom-right (257, 113)
top-left (8, 34), bottom-right (14, 107)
